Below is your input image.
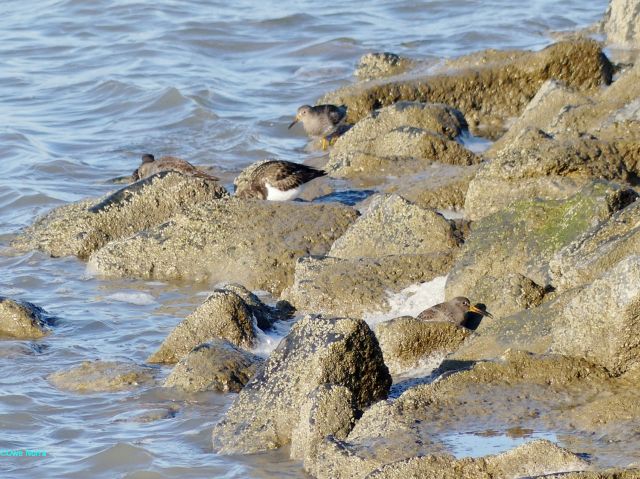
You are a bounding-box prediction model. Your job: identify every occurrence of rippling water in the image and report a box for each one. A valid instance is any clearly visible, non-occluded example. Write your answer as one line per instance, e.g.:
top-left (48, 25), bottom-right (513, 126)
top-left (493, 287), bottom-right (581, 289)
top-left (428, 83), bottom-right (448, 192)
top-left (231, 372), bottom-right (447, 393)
top-left (0, 1), bottom-right (608, 477)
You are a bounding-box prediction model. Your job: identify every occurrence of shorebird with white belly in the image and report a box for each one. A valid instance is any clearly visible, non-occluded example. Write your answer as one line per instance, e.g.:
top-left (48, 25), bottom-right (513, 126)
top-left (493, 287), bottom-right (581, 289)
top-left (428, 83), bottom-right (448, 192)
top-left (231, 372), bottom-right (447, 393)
top-left (234, 159), bottom-right (326, 201)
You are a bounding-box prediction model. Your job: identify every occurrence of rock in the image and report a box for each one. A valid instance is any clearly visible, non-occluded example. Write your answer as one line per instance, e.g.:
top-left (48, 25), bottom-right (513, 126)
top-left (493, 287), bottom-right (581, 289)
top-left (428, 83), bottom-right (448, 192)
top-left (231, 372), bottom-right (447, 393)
top-left (375, 316), bottom-right (470, 374)
top-left (322, 39), bottom-right (612, 138)
top-left (462, 273), bottom-right (546, 319)
top-left (539, 471), bottom-right (640, 479)
top-left (365, 440), bottom-right (588, 479)
top-left (355, 52), bottom-right (414, 81)
top-left (326, 102), bottom-right (478, 179)
top-left (550, 199), bottom-right (640, 292)
top-left (446, 181), bottom-right (637, 307)
top-left (49, 361), bottom-right (156, 392)
top-left (305, 351), bottom-right (611, 479)
top-left (291, 384), bottom-right (356, 461)
top-left (12, 172), bottom-right (229, 259)
top-left (163, 339), bottom-right (263, 393)
top-left (603, 0), bottom-right (640, 47)
top-left (487, 80), bottom-right (592, 154)
top-left (148, 287), bottom-right (261, 364)
top-left (377, 165), bottom-right (478, 212)
top-left (329, 194), bottom-right (460, 259)
top-left (465, 130), bottom-right (632, 221)
top-left (211, 315), bottom-right (391, 455)
top-left (551, 255), bottom-right (640, 374)
top-left (222, 283), bottom-right (295, 330)
top-left (282, 253), bottom-right (454, 318)
top-left (451, 290), bottom-right (574, 361)
top-left (88, 197), bottom-right (357, 294)
top-left (0, 297), bottom-right (54, 339)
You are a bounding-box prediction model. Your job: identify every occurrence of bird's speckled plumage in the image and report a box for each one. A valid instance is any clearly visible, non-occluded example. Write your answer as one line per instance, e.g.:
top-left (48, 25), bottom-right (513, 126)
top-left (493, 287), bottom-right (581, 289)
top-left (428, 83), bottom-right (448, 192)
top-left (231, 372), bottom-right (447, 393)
top-left (417, 296), bottom-right (493, 327)
top-left (234, 160), bottom-right (326, 201)
top-left (131, 154), bottom-right (219, 182)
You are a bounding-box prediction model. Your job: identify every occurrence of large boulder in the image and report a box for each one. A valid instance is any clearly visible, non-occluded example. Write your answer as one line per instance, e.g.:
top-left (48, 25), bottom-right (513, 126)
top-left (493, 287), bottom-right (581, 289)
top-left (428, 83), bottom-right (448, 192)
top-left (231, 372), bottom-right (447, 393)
top-left (377, 165), bottom-right (478, 212)
top-left (148, 286), bottom-right (273, 363)
top-left (163, 339), bottom-right (263, 393)
top-left (0, 297), bottom-right (54, 339)
top-left (550, 199), bottom-right (640, 292)
top-left (446, 181), bottom-right (637, 310)
top-left (551, 255), bottom-right (640, 374)
top-left (291, 384), bottom-right (356, 461)
top-left (326, 102), bottom-right (478, 179)
top-left (602, 0), bottom-right (640, 47)
top-left (211, 315), bottom-right (391, 455)
top-left (464, 130), bottom-right (632, 221)
top-left (88, 197), bottom-right (357, 294)
top-left (457, 255), bottom-right (640, 375)
top-left (12, 172), bottom-right (228, 259)
top-left (375, 316), bottom-right (470, 374)
top-left (322, 39), bottom-right (612, 138)
top-left (329, 194), bottom-right (460, 259)
top-left (282, 253), bottom-right (454, 318)
top-left (305, 352), bottom-right (613, 479)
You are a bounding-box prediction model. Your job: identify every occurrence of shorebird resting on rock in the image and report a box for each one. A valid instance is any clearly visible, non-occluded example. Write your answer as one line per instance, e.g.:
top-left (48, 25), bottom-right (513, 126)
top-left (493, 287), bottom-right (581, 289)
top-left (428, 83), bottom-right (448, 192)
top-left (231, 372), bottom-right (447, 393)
top-left (417, 297), bottom-right (493, 327)
top-left (132, 154), bottom-right (219, 182)
top-left (234, 159), bottom-right (326, 201)
top-left (288, 104), bottom-right (347, 149)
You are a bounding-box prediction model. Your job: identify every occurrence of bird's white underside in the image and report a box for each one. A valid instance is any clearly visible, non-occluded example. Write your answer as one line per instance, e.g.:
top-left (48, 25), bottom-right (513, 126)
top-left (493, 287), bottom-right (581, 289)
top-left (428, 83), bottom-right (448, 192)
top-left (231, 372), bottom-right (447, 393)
top-left (265, 183), bottom-right (303, 201)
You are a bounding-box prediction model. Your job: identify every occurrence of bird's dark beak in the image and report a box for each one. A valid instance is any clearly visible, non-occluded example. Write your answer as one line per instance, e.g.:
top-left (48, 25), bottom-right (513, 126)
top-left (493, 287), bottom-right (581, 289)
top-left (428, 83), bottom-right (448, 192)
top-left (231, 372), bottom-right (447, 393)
top-left (288, 117), bottom-right (299, 129)
top-left (469, 305), bottom-right (494, 319)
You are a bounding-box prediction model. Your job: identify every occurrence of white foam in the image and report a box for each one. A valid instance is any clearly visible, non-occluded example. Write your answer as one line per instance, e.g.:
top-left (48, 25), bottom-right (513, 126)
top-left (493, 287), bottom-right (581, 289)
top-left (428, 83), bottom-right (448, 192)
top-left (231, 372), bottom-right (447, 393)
top-left (251, 316), bottom-right (298, 357)
top-left (437, 209), bottom-right (465, 220)
top-left (105, 292), bottom-right (157, 306)
top-left (364, 275), bottom-right (447, 328)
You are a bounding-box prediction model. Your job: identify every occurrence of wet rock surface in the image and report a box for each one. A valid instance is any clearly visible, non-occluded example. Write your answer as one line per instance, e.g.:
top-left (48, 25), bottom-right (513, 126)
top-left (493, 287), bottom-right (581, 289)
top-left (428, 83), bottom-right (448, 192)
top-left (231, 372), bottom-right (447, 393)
top-left (551, 255), bottom-right (640, 374)
top-left (326, 102), bottom-right (478, 179)
top-left (164, 339), bottom-right (263, 393)
top-left (0, 297), bottom-right (54, 339)
top-left (603, 0), bottom-right (640, 47)
top-left (303, 351), bottom-right (638, 478)
top-left (354, 52), bottom-right (415, 81)
top-left (322, 39), bottom-right (612, 138)
top-left (211, 315), bottom-right (391, 455)
top-left (465, 130), bottom-right (634, 221)
top-left (89, 197), bottom-right (358, 294)
top-left (375, 316), bottom-right (470, 374)
top-left (446, 181), bottom-right (637, 314)
top-left (49, 361), bottom-right (156, 392)
top-left (364, 440), bottom-right (587, 479)
top-left (376, 165), bottom-right (478, 212)
top-left (282, 253), bottom-right (454, 318)
top-left (12, 172), bottom-right (229, 259)
top-left (329, 194), bottom-right (460, 258)
top-left (148, 285), bottom-right (279, 363)
top-left (291, 384), bottom-right (356, 461)
top-left (550, 199), bottom-right (640, 292)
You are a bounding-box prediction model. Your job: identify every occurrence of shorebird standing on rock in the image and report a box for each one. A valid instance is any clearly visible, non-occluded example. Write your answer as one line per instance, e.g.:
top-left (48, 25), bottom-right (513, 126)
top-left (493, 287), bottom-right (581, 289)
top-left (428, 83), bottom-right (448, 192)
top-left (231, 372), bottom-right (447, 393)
top-left (288, 104), bottom-right (348, 149)
top-left (132, 154), bottom-right (219, 182)
top-left (234, 159), bottom-right (326, 201)
top-left (417, 297), bottom-right (493, 327)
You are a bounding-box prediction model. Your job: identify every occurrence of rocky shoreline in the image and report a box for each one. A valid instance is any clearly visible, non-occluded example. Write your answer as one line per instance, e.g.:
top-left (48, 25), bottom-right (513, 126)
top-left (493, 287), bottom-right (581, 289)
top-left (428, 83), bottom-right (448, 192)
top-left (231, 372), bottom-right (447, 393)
top-left (3, 0), bottom-right (640, 477)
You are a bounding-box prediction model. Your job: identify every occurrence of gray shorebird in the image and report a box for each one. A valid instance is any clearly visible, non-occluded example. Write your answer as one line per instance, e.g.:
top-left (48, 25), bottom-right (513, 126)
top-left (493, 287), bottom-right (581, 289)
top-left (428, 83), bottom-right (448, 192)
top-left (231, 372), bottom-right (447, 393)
top-left (234, 160), bottom-right (326, 201)
top-left (288, 104), bottom-right (347, 149)
top-left (417, 297), bottom-right (493, 327)
top-left (132, 154), bottom-right (219, 182)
